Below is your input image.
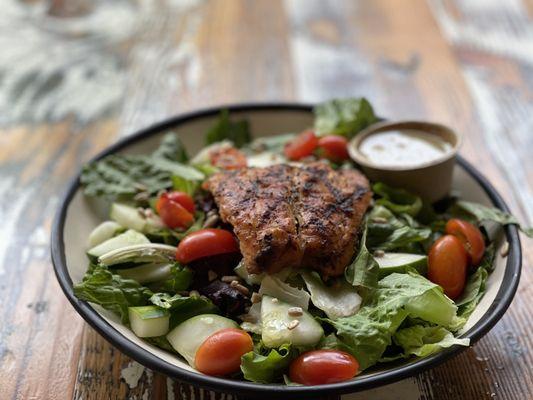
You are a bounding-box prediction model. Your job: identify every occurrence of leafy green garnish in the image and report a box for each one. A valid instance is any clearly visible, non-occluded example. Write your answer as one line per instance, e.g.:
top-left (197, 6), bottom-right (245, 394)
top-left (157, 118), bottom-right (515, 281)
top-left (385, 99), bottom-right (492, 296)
top-left (151, 132), bottom-right (189, 162)
top-left (455, 200), bottom-right (532, 237)
top-left (314, 98), bottom-right (378, 138)
top-left (74, 264), bottom-right (152, 323)
top-left (149, 293), bottom-right (218, 328)
top-left (206, 110), bottom-right (251, 148)
top-left (144, 335), bottom-right (178, 353)
top-left (325, 272), bottom-right (459, 370)
top-left (171, 175), bottom-right (199, 196)
top-left (455, 266), bottom-right (489, 319)
top-left (81, 134), bottom-right (201, 201)
top-left (157, 264), bottom-right (193, 293)
top-left (344, 221), bottom-right (379, 293)
top-left (373, 182), bottom-right (423, 217)
top-left (241, 344), bottom-right (294, 383)
top-left (393, 325), bottom-right (469, 358)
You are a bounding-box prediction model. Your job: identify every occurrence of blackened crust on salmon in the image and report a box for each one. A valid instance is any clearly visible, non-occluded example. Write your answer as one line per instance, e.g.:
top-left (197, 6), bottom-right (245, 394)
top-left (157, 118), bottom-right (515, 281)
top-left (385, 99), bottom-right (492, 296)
top-left (206, 162), bottom-right (372, 278)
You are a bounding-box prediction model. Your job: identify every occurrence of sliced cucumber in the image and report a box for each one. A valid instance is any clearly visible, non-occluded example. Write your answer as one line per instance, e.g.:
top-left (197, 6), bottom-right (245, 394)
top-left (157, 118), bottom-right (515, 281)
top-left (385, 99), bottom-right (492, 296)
top-left (110, 203), bottom-right (164, 233)
top-left (166, 314), bottom-right (238, 367)
top-left (376, 253), bottom-right (428, 278)
top-left (88, 221), bottom-right (123, 248)
top-left (115, 263), bottom-right (173, 284)
top-left (87, 229), bottom-right (149, 261)
top-left (98, 243), bottom-right (177, 267)
top-left (129, 306), bottom-right (170, 338)
top-left (261, 295), bottom-right (323, 348)
top-left (259, 275), bottom-right (310, 310)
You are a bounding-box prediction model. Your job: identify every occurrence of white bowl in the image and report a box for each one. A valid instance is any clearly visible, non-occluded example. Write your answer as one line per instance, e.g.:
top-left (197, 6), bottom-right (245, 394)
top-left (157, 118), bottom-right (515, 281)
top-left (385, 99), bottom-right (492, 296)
top-left (51, 104), bottom-right (522, 398)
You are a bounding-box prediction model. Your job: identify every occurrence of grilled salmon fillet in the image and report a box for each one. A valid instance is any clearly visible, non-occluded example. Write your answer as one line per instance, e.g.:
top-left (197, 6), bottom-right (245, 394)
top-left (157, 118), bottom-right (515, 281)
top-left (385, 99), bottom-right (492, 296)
top-left (206, 162), bottom-right (372, 278)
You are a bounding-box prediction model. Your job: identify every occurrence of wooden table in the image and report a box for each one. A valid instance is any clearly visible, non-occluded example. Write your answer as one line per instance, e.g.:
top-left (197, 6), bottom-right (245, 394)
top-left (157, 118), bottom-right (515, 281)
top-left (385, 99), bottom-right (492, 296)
top-left (1, 0), bottom-right (532, 399)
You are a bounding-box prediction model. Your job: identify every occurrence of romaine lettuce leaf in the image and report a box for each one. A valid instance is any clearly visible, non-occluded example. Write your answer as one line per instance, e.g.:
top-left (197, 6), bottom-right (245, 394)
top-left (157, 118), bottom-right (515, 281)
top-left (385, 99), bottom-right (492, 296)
top-left (393, 325), bottom-right (469, 357)
top-left (81, 134), bottom-right (200, 201)
top-left (301, 271), bottom-right (362, 319)
top-left (241, 344), bottom-right (294, 383)
top-left (455, 267), bottom-right (488, 319)
top-left (149, 293), bottom-right (218, 328)
top-left (314, 98), bottom-right (378, 138)
top-left (344, 222), bottom-right (379, 293)
top-left (373, 182), bottom-right (422, 217)
top-left (74, 264), bottom-right (153, 323)
top-left (205, 110), bottom-right (251, 148)
top-left (157, 264), bottom-right (193, 293)
top-left (325, 272), bottom-right (461, 370)
top-left (455, 200), bottom-right (532, 237)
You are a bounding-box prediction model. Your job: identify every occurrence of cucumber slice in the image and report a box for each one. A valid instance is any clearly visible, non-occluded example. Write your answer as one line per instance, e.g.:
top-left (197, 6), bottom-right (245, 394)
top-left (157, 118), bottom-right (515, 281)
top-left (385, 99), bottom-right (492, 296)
top-left (110, 203), bottom-right (164, 233)
top-left (88, 221), bottom-right (123, 248)
top-left (129, 306), bottom-right (170, 338)
top-left (115, 263), bottom-right (173, 283)
top-left (376, 253), bottom-right (428, 278)
top-left (166, 314), bottom-right (238, 367)
top-left (87, 229), bottom-right (149, 261)
top-left (98, 243), bottom-right (177, 267)
top-left (261, 295), bottom-right (323, 348)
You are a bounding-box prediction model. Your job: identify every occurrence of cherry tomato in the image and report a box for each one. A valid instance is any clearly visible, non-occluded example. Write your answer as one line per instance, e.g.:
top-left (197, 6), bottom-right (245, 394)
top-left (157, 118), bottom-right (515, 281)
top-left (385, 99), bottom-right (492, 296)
top-left (284, 130), bottom-right (319, 161)
top-left (195, 328), bottom-right (253, 376)
top-left (210, 146), bottom-right (247, 170)
top-left (318, 135), bottom-right (350, 161)
top-left (428, 235), bottom-right (468, 299)
top-left (157, 195), bottom-right (194, 229)
top-left (289, 350), bottom-right (359, 385)
top-left (445, 219), bottom-right (485, 266)
top-left (156, 191), bottom-right (195, 214)
top-left (176, 228), bottom-right (240, 264)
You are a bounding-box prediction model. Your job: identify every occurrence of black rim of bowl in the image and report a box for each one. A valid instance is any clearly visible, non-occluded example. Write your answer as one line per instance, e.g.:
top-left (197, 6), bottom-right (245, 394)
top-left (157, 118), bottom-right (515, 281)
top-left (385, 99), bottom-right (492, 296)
top-left (51, 103), bottom-right (522, 398)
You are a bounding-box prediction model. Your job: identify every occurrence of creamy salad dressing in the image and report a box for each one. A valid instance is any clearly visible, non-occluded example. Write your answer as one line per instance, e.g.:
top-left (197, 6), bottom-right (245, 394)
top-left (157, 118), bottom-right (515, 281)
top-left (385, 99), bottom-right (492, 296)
top-left (359, 129), bottom-right (453, 168)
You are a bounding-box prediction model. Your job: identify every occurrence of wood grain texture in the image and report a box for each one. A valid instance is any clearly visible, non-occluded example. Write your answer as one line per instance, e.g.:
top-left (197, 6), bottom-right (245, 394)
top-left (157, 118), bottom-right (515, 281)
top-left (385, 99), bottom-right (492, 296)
top-left (0, 0), bottom-right (531, 399)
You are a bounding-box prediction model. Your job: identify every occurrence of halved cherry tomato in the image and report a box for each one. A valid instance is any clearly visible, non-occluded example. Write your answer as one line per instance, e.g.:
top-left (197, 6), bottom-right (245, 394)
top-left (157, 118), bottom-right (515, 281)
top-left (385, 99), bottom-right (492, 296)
top-left (195, 328), bottom-right (253, 376)
top-left (318, 135), bottom-right (350, 161)
top-left (156, 191), bottom-right (195, 214)
top-left (210, 146), bottom-right (247, 170)
top-left (284, 130), bottom-right (319, 160)
top-left (157, 194), bottom-right (194, 229)
top-left (289, 350), bottom-right (359, 385)
top-left (176, 228), bottom-right (240, 264)
top-left (445, 218), bottom-right (485, 266)
top-left (428, 234), bottom-right (468, 299)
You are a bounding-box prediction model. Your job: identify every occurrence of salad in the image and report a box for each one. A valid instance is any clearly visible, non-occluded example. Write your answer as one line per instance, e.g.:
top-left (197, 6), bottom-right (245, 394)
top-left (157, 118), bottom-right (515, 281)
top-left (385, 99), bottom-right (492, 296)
top-left (75, 98), bottom-right (531, 386)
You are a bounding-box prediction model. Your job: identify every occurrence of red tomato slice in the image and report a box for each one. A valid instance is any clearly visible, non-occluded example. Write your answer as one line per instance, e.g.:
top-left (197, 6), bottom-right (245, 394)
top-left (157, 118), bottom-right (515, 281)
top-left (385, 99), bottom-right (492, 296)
top-left (428, 234), bottom-right (468, 299)
top-left (156, 191), bottom-right (195, 214)
top-left (289, 350), bottom-right (359, 385)
top-left (210, 147), bottom-right (247, 170)
top-left (318, 135), bottom-right (350, 161)
top-left (284, 130), bottom-right (319, 161)
top-left (157, 195), bottom-right (194, 229)
top-left (195, 328), bottom-right (253, 376)
top-left (176, 228), bottom-right (240, 264)
top-left (445, 219), bottom-right (485, 266)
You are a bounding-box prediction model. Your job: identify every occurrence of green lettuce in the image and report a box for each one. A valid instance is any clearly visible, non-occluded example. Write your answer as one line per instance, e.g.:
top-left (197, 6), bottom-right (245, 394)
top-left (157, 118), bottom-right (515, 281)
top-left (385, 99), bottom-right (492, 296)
top-left (456, 267), bottom-right (489, 319)
top-left (206, 110), bottom-right (251, 148)
top-left (81, 134), bottom-right (201, 201)
top-left (157, 264), bottom-right (193, 293)
top-left (373, 182), bottom-right (422, 217)
top-left (314, 98), bottom-right (378, 138)
top-left (149, 293), bottom-right (218, 328)
top-left (241, 344), bottom-right (294, 383)
top-left (74, 264), bottom-right (153, 323)
top-left (455, 200), bottom-right (532, 238)
top-left (326, 272), bottom-right (460, 370)
top-left (393, 326), bottom-right (469, 358)
top-left (344, 222), bottom-right (379, 293)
